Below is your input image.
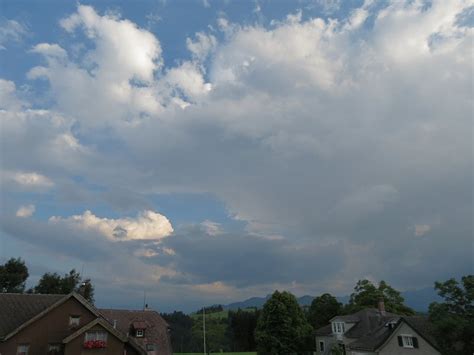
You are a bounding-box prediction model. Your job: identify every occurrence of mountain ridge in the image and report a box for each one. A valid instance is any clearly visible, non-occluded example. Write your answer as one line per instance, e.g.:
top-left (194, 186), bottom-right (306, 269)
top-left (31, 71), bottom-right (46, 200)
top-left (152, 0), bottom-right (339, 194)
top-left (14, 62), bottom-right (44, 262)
top-left (220, 287), bottom-right (440, 313)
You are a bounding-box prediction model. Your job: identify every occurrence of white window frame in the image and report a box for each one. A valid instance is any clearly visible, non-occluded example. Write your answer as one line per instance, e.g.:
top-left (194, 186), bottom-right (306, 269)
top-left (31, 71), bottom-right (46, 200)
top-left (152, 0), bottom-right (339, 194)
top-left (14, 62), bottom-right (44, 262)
top-left (69, 315), bottom-right (80, 327)
top-left (85, 331), bottom-right (108, 342)
top-left (401, 334), bottom-right (414, 348)
top-left (136, 329), bottom-right (144, 337)
top-left (48, 344), bottom-right (61, 354)
top-left (332, 321), bottom-right (345, 334)
top-left (16, 344), bottom-right (29, 355)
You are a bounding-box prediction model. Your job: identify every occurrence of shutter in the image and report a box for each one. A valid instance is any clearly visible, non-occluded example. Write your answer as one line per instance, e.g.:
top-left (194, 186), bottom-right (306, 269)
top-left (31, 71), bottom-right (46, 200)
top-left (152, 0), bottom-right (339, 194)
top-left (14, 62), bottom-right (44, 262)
top-left (397, 336), bottom-right (403, 347)
top-left (413, 337), bottom-right (419, 348)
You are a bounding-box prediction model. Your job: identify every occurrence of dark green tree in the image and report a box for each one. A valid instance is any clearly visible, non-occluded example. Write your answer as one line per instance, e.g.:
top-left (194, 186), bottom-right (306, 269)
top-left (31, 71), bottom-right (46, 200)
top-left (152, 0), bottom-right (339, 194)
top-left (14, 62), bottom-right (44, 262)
top-left (77, 278), bottom-right (95, 303)
top-left (429, 275), bottom-right (473, 354)
top-left (228, 308), bottom-right (259, 351)
top-left (345, 279), bottom-right (414, 315)
top-left (308, 293), bottom-right (342, 330)
top-left (32, 269), bottom-right (94, 303)
top-left (161, 311), bottom-right (196, 353)
top-left (32, 272), bottom-right (63, 294)
top-left (0, 257), bottom-right (29, 293)
top-left (255, 290), bottom-right (312, 354)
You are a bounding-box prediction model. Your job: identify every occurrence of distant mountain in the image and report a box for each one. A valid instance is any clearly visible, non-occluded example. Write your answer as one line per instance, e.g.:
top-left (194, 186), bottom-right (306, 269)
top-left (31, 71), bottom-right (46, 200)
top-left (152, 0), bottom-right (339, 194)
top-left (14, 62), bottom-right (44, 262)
top-left (222, 287), bottom-right (440, 313)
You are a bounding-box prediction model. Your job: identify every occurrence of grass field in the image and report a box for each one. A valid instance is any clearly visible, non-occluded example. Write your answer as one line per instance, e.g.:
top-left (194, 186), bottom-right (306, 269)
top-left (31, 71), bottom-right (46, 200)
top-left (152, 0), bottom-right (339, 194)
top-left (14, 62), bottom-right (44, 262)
top-left (174, 353), bottom-right (257, 355)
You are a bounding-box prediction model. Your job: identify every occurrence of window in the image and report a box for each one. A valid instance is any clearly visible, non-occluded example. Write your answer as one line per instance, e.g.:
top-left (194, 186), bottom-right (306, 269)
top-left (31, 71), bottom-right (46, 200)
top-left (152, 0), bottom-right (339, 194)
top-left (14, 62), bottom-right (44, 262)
top-left (48, 344), bottom-right (62, 354)
top-left (69, 315), bottom-right (80, 327)
top-left (85, 331), bottom-right (108, 341)
top-left (16, 344), bottom-right (29, 355)
top-left (146, 343), bottom-right (156, 351)
top-left (319, 341), bottom-right (325, 352)
top-left (136, 329), bottom-right (144, 337)
top-left (84, 331), bottom-right (108, 349)
top-left (332, 321), bottom-right (345, 334)
top-left (398, 335), bottom-right (419, 349)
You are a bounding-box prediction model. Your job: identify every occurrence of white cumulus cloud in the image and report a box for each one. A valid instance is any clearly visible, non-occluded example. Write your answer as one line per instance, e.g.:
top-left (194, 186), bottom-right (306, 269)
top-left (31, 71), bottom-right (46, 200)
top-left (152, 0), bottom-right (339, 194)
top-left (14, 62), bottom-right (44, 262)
top-left (48, 210), bottom-right (174, 241)
top-left (16, 204), bottom-right (35, 218)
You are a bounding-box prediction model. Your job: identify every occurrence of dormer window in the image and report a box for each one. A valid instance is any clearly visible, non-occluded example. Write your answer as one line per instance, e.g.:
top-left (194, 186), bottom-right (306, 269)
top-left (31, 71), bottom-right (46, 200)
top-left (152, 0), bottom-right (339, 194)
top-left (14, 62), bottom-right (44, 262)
top-left (132, 320), bottom-right (147, 337)
top-left (332, 321), bottom-right (345, 334)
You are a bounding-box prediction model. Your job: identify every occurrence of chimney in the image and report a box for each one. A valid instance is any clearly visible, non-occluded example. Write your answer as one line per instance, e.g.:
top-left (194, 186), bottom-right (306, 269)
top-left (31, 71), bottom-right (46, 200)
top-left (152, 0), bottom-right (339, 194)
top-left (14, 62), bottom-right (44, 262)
top-left (378, 298), bottom-right (386, 316)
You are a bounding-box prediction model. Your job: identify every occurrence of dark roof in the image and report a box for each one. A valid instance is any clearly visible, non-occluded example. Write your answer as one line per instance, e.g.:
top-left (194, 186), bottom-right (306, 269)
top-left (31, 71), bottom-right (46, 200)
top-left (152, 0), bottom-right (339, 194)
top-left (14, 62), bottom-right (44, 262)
top-left (403, 316), bottom-right (440, 351)
top-left (99, 309), bottom-right (172, 355)
top-left (343, 309), bottom-right (399, 339)
top-left (315, 308), bottom-right (399, 339)
top-left (314, 324), bottom-right (332, 336)
top-left (0, 293), bottom-right (65, 338)
top-left (349, 316), bottom-right (440, 352)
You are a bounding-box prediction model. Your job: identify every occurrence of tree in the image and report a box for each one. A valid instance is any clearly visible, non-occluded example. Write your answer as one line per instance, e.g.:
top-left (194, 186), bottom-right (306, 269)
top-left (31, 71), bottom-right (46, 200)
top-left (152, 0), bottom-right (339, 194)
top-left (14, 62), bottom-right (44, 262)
top-left (228, 308), bottom-right (259, 351)
top-left (345, 279), bottom-right (414, 315)
top-left (429, 275), bottom-right (473, 354)
top-left (308, 293), bottom-right (342, 330)
top-left (161, 311), bottom-right (196, 353)
top-left (0, 258), bottom-right (29, 293)
top-left (32, 269), bottom-right (94, 303)
top-left (255, 290), bottom-right (312, 354)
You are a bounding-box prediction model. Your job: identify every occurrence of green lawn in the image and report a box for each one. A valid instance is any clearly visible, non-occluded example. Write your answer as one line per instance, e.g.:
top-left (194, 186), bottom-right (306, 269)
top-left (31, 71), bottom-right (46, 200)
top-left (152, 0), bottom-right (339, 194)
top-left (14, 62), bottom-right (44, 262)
top-left (174, 353), bottom-right (257, 355)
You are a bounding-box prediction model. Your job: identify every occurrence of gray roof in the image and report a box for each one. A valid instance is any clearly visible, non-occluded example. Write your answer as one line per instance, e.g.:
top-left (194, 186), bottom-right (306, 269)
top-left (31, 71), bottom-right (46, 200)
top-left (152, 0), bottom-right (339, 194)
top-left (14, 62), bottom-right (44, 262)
top-left (0, 293), bottom-right (64, 338)
top-left (315, 309), bottom-right (398, 337)
top-left (344, 308), bottom-right (399, 339)
top-left (315, 309), bottom-right (439, 352)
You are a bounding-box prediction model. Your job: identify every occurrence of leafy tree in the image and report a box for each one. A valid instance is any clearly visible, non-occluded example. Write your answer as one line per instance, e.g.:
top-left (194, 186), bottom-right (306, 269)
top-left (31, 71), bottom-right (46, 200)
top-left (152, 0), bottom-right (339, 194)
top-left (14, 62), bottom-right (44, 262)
top-left (308, 293), bottom-right (342, 330)
top-left (0, 258), bottom-right (29, 293)
top-left (32, 269), bottom-right (94, 303)
top-left (77, 278), bottom-right (95, 303)
top-left (255, 290), bottom-right (312, 354)
top-left (429, 275), bottom-right (473, 354)
top-left (345, 279), bottom-right (414, 315)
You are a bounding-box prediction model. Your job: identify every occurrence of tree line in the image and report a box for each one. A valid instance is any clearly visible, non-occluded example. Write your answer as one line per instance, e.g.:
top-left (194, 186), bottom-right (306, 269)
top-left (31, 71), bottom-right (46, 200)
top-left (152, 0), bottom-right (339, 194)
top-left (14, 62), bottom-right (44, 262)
top-left (162, 276), bottom-right (473, 355)
top-left (0, 257), bottom-right (94, 302)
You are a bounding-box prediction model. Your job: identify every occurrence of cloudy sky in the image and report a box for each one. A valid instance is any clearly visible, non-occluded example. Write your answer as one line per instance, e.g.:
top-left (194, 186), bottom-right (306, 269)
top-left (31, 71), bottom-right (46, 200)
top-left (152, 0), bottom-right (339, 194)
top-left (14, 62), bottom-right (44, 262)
top-left (0, 0), bottom-right (472, 312)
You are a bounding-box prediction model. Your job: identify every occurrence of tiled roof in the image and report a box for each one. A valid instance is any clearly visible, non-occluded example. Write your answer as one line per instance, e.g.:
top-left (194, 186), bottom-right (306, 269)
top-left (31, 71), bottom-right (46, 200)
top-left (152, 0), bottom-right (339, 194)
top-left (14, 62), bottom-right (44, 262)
top-left (0, 293), bottom-right (65, 338)
top-left (99, 309), bottom-right (172, 355)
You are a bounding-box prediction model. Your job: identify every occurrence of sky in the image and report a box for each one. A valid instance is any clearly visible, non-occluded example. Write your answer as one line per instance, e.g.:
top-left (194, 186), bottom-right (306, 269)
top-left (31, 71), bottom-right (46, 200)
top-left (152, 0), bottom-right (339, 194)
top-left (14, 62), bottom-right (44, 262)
top-left (0, 0), bottom-right (472, 313)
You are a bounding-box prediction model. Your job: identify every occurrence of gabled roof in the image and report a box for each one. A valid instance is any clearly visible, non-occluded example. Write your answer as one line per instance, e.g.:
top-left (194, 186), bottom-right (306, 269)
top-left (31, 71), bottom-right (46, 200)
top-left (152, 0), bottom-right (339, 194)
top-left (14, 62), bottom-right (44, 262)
top-left (348, 316), bottom-right (440, 352)
top-left (0, 292), bottom-right (99, 341)
top-left (62, 317), bottom-right (127, 343)
top-left (99, 308), bottom-right (171, 355)
top-left (62, 318), bottom-right (147, 355)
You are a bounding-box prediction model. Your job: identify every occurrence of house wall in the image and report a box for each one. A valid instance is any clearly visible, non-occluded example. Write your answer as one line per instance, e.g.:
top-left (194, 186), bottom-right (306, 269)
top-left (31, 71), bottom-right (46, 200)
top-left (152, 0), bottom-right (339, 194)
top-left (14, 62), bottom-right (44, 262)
top-left (0, 297), bottom-right (97, 355)
top-left (64, 324), bottom-right (125, 355)
top-left (315, 335), bottom-right (338, 355)
top-left (379, 323), bottom-right (440, 355)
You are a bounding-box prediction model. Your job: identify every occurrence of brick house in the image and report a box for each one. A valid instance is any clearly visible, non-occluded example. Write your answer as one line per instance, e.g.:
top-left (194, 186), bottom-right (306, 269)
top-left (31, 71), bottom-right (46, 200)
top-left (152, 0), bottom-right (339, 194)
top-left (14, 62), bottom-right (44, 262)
top-left (0, 293), bottom-right (172, 355)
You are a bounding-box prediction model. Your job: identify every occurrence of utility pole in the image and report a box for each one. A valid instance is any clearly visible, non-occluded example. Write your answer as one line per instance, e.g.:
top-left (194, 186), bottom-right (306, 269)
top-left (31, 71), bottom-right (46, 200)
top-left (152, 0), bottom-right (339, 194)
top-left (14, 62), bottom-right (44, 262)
top-left (203, 307), bottom-right (207, 355)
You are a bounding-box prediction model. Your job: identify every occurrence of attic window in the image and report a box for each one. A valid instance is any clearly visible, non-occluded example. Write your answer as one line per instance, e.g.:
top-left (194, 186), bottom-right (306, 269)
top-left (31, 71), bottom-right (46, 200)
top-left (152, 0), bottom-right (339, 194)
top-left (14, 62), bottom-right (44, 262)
top-left (16, 344), bottom-right (29, 355)
top-left (398, 335), bottom-right (419, 349)
top-left (136, 329), bottom-right (144, 337)
top-left (69, 315), bottom-right (80, 327)
top-left (332, 321), bottom-right (345, 334)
